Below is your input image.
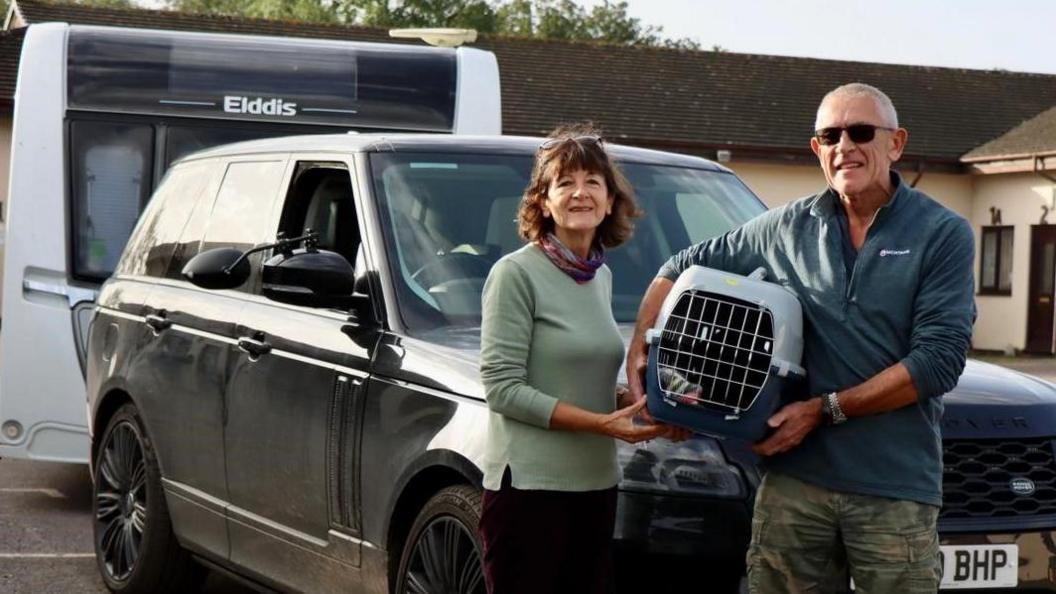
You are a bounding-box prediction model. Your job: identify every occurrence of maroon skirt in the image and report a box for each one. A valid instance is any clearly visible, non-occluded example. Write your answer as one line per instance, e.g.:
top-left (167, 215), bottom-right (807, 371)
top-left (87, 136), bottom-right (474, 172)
top-left (478, 468), bottom-right (618, 594)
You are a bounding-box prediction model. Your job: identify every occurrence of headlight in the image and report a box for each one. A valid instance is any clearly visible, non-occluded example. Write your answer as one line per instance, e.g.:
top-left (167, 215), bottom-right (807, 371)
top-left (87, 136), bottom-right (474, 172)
top-left (616, 436), bottom-right (745, 498)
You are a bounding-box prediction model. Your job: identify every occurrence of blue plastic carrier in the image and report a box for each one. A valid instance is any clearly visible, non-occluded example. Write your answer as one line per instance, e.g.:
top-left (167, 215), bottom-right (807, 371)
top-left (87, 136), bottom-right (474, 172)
top-left (646, 266), bottom-right (805, 442)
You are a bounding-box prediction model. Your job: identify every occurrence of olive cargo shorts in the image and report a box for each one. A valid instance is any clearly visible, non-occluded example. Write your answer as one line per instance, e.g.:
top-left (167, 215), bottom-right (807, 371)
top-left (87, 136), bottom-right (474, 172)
top-left (746, 472), bottom-right (941, 594)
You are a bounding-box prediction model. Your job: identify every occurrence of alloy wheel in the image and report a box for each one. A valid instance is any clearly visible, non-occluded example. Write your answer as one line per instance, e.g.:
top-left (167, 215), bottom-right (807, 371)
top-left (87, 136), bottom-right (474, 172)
top-left (402, 516), bottom-right (485, 594)
top-left (95, 421), bottom-right (148, 581)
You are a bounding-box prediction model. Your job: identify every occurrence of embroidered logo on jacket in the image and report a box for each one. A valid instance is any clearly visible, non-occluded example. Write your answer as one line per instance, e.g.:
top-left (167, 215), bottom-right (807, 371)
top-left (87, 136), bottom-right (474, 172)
top-left (879, 249), bottom-right (911, 257)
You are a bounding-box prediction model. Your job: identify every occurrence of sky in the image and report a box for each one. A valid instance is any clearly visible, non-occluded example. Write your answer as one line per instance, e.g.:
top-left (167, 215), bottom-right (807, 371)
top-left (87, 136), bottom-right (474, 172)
top-left (133, 0), bottom-right (1056, 75)
top-left (581, 0), bottom-right (1056, 75)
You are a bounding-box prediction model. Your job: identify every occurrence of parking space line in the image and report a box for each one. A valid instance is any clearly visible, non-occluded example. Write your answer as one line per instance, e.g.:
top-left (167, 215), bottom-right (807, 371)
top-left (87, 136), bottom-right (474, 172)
top-left (0, 488), bottom-right (66, 498)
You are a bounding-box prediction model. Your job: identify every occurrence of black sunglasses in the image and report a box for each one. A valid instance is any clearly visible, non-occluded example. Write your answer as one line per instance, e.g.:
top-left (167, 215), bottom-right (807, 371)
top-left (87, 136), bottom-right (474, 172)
top-left (538, 135), bottom-right (604, 151)
top-left (814, 124), bottom-right (893, 146)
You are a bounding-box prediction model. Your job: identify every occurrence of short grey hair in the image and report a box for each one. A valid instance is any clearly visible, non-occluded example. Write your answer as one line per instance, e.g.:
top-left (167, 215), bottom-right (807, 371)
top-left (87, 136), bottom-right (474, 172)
top-left (815, 83), bottom-right (899, 129)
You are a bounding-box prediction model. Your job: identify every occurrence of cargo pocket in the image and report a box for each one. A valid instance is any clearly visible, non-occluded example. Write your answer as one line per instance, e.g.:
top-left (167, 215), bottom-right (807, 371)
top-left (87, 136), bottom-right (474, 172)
top-left (904, 528), bottom-right (941, 593)
top-left (746, 510), bottom-right (770, 593)
top-left (745, 510), bottom-right (768, 568)
top-left (906, 528), bottom-right (939, 564)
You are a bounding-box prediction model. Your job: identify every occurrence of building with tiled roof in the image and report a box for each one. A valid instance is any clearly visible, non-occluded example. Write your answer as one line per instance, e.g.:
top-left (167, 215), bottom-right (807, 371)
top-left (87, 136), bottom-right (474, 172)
top-left (5, 0), bottom-right (1056, 167)
top-left (964, 106), bottom-right (1056, 168)
top-left (1, 0), bottom-right (1055, 353)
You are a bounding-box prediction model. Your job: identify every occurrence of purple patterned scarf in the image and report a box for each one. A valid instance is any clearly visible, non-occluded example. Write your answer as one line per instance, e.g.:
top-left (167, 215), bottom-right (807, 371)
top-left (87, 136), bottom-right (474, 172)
top-left (538, 233), bottom-right (605, 284)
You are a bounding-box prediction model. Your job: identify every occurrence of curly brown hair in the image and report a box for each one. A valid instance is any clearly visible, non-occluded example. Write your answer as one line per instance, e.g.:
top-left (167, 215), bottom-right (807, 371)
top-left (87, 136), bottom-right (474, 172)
top-left (517, 123), bottom-right (641, 249)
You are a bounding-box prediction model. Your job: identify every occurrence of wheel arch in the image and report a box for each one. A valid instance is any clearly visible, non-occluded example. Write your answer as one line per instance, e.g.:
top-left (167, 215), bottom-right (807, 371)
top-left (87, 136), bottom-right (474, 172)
top-left (90, 386), bottom-right (136, 472)
top-left (384, 449), bottom-right (483, 589)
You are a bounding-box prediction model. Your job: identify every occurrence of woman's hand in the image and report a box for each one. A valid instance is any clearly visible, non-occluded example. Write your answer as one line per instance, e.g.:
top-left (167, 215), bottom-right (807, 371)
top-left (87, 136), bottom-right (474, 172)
top-left (598, 399), bottom-right (674, 444)
top-left (550, 399), bottom-right (693, 443)
top-left (617, 385), bottom-right (692, 442)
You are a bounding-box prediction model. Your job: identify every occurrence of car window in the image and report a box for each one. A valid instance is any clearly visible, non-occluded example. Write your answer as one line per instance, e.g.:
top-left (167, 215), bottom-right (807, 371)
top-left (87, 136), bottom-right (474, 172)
top-left (369, 152), bottom-right (765, 333)
top-left (168, 159), bottom-right (285, 290)
top-left (270, 162), bottom-right (365, 303)
top-left (117, 159), bottom-right (215, 278)
top-left (277, 163), bottom-right (360, 266)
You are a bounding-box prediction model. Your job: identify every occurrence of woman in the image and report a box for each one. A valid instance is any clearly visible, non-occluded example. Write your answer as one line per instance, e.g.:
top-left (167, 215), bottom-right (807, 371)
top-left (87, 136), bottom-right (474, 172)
top-left (478, 126), bottom-right (675, 594)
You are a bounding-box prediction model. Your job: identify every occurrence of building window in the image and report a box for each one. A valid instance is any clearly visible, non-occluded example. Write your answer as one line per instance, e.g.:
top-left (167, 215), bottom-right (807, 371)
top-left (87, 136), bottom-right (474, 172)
top-left (980, 225), bottom-right (1014, 295)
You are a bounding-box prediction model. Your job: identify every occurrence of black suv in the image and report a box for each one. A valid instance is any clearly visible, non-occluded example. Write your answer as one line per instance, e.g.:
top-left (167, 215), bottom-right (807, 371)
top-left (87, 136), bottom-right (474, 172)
top-left (86, 134), bottom-right (1056, 593)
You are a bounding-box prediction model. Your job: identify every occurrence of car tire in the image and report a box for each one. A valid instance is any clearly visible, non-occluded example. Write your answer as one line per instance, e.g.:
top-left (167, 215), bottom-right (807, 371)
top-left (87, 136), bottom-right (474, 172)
top-left (92, 403), bottom-right (204, 593)
top-left (394, 485), bottom-right (487, 594)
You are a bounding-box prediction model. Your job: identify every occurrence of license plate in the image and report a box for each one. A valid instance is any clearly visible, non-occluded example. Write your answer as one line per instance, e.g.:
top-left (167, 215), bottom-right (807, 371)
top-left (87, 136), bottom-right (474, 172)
top-left (940, 545), bottom-right (1018, 589)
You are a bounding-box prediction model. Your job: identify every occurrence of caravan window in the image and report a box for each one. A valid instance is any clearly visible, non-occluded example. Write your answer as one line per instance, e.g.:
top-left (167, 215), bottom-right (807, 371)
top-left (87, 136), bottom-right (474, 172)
top-left (70, 121), bottom-right (155, 280)
top-left (165, 126), bottom-right (280, 167)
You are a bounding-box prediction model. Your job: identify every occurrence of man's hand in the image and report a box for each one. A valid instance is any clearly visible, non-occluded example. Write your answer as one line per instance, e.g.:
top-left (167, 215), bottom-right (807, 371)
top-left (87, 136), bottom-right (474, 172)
top-left (627, 277), bottom-right (676, 421)
top-left (625, 346), bottom-right (650, 400)
top-left (752, 398), bottom-right (824, 456)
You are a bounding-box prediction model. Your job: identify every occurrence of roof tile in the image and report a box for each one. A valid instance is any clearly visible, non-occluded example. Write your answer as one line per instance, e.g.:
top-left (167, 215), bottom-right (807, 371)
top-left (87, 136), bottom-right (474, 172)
top-left (8, 0), bottom-right (1056, 163)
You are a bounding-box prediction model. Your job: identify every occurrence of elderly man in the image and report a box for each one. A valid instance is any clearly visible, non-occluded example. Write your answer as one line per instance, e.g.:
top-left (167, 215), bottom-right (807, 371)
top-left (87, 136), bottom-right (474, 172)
top-left (626, 83), bottom-right (975, 592)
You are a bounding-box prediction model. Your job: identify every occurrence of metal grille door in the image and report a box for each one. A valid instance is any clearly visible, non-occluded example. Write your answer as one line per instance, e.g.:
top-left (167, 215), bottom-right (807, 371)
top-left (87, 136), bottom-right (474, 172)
top-left (655, 289), bottom-right (774, 413)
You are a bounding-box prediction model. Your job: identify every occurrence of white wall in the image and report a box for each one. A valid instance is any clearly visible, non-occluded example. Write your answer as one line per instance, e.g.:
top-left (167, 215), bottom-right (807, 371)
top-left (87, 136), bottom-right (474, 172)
top-left (727, 162), bottom-right (825, 207)
top-left (0, 115), bottom-right (10, 314)
top-left (912, 172), bottom-right (974, 221)
top-left (728, 161), bottom-right (973, 220)
top-left (970, 172), bottom-right (1054, 352)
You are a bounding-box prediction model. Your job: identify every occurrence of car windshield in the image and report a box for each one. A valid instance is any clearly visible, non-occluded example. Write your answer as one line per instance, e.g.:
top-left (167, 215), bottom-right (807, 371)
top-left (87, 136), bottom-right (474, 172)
top-left (369, 151), bottom-right (765, 333)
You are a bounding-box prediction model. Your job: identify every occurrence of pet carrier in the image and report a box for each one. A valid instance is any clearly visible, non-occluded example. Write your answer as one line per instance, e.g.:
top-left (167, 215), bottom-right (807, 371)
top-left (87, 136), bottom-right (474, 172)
top-left (645, 266), bottom-right (805, 442)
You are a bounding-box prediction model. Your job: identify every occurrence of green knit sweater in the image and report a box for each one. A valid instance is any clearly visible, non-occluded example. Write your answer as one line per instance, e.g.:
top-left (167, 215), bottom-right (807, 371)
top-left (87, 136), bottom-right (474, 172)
top-left (479, 243), bottom-right (624, 491)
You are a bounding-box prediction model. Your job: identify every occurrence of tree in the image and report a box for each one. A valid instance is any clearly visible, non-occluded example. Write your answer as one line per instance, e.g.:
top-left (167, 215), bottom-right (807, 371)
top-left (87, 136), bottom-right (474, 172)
top-left (164, 0), bottom-right (703, 50)
top-left (167, 0), bottom-right (340, 22)
top-left (2, 0), bottom-right (135, 12)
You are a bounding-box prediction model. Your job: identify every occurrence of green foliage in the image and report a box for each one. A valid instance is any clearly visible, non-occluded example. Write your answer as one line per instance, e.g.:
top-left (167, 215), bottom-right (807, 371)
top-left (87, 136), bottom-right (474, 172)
top-left (168, 0), bottom-right (339, 21)
top-left (2, 0), bottom-right (135, 10)
top-left (163, 0), bottom-right (703, 49)
top-left (3, 0), bottom-right (136, 22)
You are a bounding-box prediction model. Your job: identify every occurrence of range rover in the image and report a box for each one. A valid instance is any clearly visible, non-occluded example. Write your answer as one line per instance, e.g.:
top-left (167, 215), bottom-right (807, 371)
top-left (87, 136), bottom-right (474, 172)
top-left (85, 134), bottom-right (1056, 593)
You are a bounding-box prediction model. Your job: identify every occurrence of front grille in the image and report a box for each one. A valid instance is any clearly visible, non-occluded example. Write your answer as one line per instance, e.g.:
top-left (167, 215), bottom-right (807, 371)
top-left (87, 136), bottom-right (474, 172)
top-left (654, 290), bottom-right (774, 413)
top-left (941, 437), bottom-right (1056, 519)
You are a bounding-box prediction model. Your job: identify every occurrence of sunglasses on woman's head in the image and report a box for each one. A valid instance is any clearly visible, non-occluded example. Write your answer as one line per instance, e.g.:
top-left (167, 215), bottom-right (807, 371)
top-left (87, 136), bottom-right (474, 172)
top-left (538, 135), bottom-right (604, 151)
top-left (813, 124), bottom-right (893, 146)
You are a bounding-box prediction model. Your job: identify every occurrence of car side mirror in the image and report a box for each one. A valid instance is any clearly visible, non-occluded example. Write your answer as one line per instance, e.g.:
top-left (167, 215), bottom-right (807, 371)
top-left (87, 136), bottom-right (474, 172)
top-left (354, 269), bottom-right (371, 296)
top-left (182, 247), bottom-right (251, 290)
top-left (262, 249), bottom-right (357, 308)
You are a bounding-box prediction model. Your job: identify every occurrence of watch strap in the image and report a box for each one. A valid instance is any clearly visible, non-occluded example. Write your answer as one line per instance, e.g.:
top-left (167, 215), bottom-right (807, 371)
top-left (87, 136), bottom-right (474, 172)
top-left (825, 391), bottom-right (847, 425)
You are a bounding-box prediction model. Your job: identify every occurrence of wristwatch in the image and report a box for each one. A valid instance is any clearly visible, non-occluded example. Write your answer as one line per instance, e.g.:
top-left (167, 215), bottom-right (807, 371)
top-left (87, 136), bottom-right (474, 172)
top-left (820, 391), bottom-right (848, 425)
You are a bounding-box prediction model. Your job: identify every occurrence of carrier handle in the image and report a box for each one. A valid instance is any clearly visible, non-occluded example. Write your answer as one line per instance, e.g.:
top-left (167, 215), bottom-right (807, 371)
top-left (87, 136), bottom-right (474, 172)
top-left (747, 267), bottom-right (767, 281)
top-left (771, 359), bottom-right (806, 378)
top-left (645, 328), bottom-right (662, 346)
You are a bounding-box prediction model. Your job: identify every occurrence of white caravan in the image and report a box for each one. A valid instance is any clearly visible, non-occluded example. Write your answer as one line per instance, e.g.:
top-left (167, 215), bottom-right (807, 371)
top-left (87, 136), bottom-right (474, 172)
top-left (0, 23), bottom-right (501, 462)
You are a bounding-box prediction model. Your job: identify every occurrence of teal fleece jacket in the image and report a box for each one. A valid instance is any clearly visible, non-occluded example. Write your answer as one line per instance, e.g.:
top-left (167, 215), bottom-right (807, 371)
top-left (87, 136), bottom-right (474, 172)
top-left (658, 173), bottom-right (975, 506)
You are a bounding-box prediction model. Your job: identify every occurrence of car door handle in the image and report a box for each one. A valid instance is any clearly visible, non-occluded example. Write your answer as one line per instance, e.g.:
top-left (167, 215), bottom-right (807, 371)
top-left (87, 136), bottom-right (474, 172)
top-left (238, 336), bottom-right (272, 358)
top-left (144, 314), bottom-right (172, 333)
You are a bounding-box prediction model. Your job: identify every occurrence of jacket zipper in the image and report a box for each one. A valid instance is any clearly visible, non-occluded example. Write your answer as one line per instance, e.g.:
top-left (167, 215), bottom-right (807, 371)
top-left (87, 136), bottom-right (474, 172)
top-left (845, 203), bottom-right (889, 302)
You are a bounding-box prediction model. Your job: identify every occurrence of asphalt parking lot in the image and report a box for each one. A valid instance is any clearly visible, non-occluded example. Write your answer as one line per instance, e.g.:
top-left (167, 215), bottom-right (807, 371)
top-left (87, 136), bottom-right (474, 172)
top-left (0, 458), bottom-right (253, 594)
